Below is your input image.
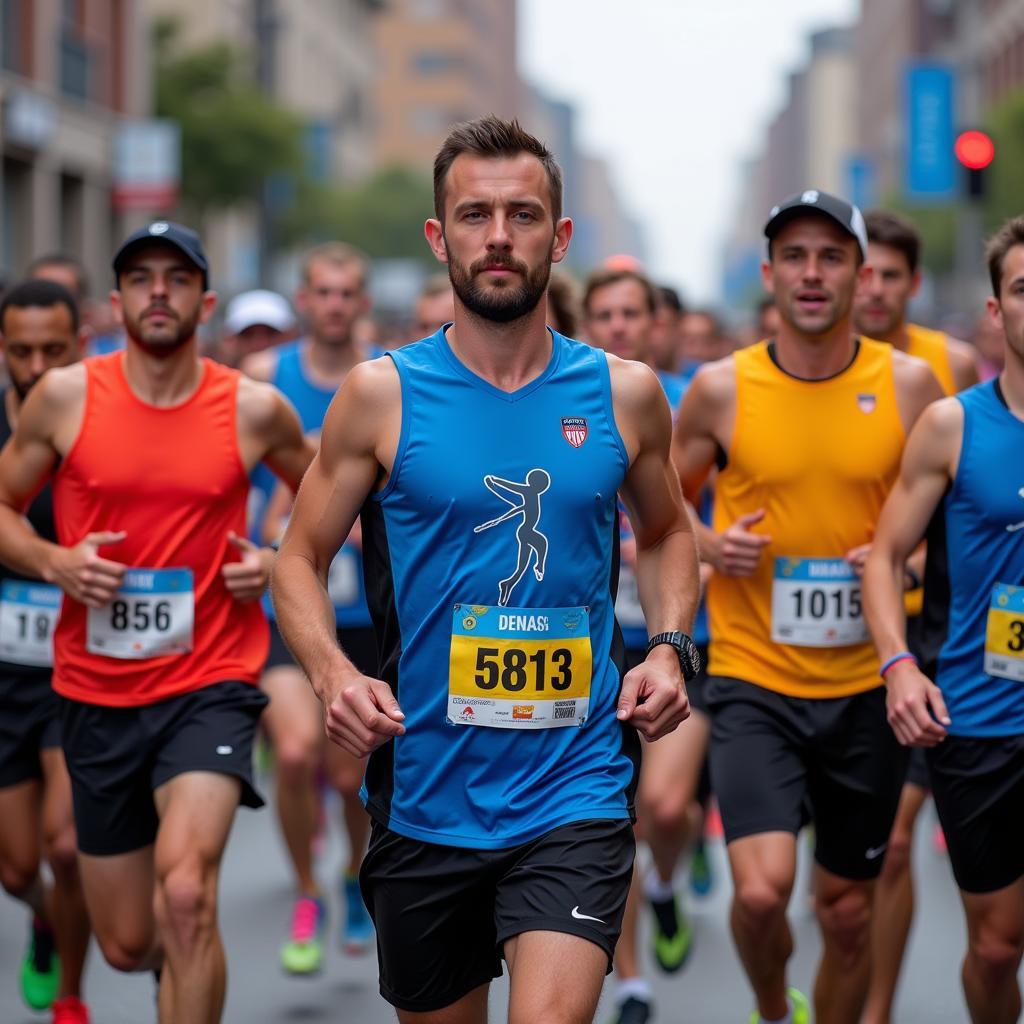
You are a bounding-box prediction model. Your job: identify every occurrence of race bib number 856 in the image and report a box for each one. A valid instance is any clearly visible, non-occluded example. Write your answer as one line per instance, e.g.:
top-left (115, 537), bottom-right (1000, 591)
top-left (87, 568), bottom-right (194, 660)
top-left (448, 605), bottom-right (592, 728)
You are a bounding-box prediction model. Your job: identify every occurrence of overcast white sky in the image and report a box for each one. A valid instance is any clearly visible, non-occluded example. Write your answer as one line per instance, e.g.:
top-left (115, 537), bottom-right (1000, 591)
top-left (518, 0), bottom-right (859, 304)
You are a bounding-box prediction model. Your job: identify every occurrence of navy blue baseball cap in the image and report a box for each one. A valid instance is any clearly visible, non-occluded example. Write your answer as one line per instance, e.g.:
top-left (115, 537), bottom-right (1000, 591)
top-left (112, 221), bottom-right (209, 288)
top-left (764, 189), bottom-right (868, 259)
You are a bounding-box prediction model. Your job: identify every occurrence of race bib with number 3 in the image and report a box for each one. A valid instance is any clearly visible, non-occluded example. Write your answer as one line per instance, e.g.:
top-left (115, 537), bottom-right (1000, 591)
top-left (0, 580), bottom-right (61, 667)
top-left (771, 557), bottom-right (867, 647)
top-left (448, 604), bottom-right (592, 728)
top-left (985, 583), bottom-right (1024, 682)
top-left (87, 568), bottom-right (194, 660)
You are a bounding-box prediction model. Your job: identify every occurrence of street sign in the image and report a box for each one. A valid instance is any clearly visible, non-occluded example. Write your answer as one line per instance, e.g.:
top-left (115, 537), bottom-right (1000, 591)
top-left (112, 119), bottom-right (180, 212)
top-left (904, 63), bottom-right (956, 201)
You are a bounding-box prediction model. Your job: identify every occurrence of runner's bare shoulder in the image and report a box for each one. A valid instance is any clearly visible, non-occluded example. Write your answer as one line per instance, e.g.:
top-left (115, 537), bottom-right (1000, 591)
top-left (605, 351), bottom-right (665, 411)
top-left (685, 355), bottom-right (737, 413)
top-left (239, 347), bottom-right (276, 382)
top-left (236, 373), bottom-right (291, 433)
top-left (18, 363), bottom-right (87, 449)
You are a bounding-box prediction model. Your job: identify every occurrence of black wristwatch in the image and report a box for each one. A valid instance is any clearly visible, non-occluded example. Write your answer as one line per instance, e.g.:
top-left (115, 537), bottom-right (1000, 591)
top-left (646, 631), bottom-right (702, 682)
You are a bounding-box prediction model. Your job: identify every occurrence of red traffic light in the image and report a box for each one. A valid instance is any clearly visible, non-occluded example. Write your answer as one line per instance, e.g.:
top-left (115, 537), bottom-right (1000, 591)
top-left (955, 130), bottom-right (995, 170)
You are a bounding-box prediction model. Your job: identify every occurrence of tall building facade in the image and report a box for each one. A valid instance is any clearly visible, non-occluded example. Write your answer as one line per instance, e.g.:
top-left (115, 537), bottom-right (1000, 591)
top-left (1, 0), bottom-right (152, 288)
top-left (370, 0), bottom-right (520, 175)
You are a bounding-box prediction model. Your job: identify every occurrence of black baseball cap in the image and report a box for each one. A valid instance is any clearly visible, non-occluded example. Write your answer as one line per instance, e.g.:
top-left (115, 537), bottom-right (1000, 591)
top-left (764, 190), bottom-right (868, 259)
top-left (112, 221), bottom-right (209, 288)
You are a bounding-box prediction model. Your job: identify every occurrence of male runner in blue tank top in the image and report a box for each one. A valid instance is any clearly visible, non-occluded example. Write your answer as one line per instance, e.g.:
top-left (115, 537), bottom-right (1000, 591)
top-left (273, 115), bottom-right (700, 1024)
top-left (863, 214), bottom-right (1024, 1024)
top-left (242, 243), bottom-right (375, 970)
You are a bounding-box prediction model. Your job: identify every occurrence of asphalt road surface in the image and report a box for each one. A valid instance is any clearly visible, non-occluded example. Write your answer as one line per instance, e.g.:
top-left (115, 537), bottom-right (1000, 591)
top-left (0, 782), bottom-right (990, 1023)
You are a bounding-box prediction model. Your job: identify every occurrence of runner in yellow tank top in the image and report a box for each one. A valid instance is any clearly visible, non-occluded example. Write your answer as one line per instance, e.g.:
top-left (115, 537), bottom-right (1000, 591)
top-left (853, 208), bottom-right (980, 1024)
top-left (673, 190), bottom-right (942, 1024)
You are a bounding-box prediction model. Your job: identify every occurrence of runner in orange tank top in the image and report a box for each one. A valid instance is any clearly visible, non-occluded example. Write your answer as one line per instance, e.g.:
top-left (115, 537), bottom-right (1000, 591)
top-left (672, 191), bottom-right (942, 1024)
top-left (852, 208), bottom-right (980, 1024)
top-left (0, 222), bottom-right (314, 1024)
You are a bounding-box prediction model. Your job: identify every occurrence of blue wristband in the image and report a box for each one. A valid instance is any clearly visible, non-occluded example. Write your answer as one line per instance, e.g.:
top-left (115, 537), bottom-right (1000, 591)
top-left (880, 652), bottom-right (917, 678)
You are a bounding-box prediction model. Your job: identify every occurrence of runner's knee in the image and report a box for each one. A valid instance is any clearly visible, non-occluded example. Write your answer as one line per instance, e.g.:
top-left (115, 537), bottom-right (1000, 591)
top-left (156, 859), bottom-right (216, 945)
top-left (640, 784), bottom-right (689, 837)
top-left (734, 875), bottom-right (788, 928)
top-left (97, 929), bottom-right (154, 973)
top-left (42, 825), bottom-right (78, 880)
top-left (0, 859), bottom-right (38, 901)
top-left (879, 829), bottom-right (912, 881)
top-left (968, 931), bottom-right (1024, 983)
top-left (275, 736), bottom-right (319, 788)
top-left (817, 884), bottom-right (871, 961)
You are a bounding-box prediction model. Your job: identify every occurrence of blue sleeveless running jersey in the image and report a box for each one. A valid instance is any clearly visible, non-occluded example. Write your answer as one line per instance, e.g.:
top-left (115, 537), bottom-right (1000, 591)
top-left (361, 328), bottom-right (639, 848)
top-left (254, 339), bottom-right (371, 628)
top-left (921, 380), bottom-right (1024, 737)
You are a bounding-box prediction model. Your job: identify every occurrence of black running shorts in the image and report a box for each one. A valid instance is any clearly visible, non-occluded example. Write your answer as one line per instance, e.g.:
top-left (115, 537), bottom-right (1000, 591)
top-left (928, 733), bottom-right (1024, 894)
top-left (60, 679), bottom-right (268, 856)
top-left (707, 676), bottom-right (907, 880)
top-left (360, 817), bottom-right (635, 1013)
top-left (0, 666), bottom-right (60, 788)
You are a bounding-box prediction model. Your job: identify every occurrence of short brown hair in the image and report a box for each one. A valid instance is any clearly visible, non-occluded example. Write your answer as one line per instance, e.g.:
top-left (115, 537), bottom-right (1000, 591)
top-left (582, 268), bottom-right (658, 317)
top-left (986, 215), bottom-right (1024, 297)
top-left (301, 241), bottom-right (369, 287)
top-left (864, 210), bottom-right (921, 274)
top-left (433, 115), bottom-right (563, 222)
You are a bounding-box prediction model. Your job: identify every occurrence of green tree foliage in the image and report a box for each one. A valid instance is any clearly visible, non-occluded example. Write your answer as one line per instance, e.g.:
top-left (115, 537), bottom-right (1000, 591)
top-left (154, 17), bottom-right (304, 215)
top-left (984, 90), bottom-right (1024, 232)
top-left (280, 167), bottom-right (437, 265)
top-left (886, 195), bottom-right (958, 277)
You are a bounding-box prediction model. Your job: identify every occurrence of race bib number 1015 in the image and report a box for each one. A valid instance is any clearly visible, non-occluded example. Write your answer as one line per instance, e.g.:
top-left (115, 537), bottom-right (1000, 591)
top-left (771, 557), bottom-right (867, 648)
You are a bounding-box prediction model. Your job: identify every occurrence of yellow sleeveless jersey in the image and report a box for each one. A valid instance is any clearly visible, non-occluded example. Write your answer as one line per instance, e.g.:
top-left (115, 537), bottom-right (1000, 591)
top-left (906, 323), bottom-right (954, 396)
top-left (708, 339), bottom-right (904, 698)
top-left (904, 324), bottom-right (953, 615)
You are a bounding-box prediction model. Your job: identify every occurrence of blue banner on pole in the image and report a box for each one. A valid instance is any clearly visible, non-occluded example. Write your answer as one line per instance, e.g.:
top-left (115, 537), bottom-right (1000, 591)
top-left (845, 155), bottom-right (877, 211)
top-left (904, 63), bottom-right (956, 201)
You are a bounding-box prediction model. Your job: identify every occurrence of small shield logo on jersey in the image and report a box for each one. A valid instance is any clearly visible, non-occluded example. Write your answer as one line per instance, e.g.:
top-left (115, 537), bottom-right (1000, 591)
top-left (562, 417), bottom-right (588, 448)
top-left (857, 393), bottom-right (876, 414)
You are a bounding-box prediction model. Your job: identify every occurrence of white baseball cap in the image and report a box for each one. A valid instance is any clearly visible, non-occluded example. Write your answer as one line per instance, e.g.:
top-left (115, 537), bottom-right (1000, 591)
top-left (224, 289), bottom-right (296, 334)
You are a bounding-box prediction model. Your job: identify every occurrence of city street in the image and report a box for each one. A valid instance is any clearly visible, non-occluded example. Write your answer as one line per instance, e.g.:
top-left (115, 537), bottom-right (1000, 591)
top-left (0, 779), bottom-right (981, 1023)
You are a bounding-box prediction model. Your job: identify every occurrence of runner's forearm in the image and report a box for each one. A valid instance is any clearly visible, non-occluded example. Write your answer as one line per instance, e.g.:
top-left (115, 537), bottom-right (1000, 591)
top-left (0, 506), bottom-right (57, 580)
top-left (634, 526), bottom-right (700, 639)
top-left (863, 548), bottom-right (911, 664)
top-left (272, 551), bottom-right (358, 701)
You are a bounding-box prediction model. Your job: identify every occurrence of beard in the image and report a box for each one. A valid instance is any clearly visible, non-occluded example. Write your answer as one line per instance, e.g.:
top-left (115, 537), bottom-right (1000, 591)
top-left (446, 246), bottom-right (551, 325)
top-left (123, 304), bottom-right (200, 356)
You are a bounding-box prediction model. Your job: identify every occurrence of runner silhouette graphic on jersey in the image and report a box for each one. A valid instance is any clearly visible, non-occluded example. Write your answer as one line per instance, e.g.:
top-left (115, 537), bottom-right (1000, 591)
top-left (473, 469), bottom-right (551, 606)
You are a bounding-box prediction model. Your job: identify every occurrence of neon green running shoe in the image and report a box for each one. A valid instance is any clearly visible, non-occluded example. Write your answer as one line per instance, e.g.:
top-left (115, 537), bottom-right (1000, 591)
top-left (280, 896), bottom-right (326, 975)
top-left (649, 891), bottom-right (693, 973)
top-left (748, 987), bottom-right (810, 1024)
top-left (20, 917), bottom-right (59, 1010)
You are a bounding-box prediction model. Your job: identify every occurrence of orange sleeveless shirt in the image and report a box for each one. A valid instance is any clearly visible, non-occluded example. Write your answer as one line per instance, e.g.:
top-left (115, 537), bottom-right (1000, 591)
top-left (53, 352), bottom-right (268, 706)
top-left (707, 339), bottom-right (905, 699)
top-left (906, 323), bottom-right (954, 396)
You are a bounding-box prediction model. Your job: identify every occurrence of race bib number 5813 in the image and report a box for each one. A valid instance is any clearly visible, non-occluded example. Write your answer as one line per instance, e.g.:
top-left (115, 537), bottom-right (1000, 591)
top-left (985, 583), bottom-right (1024, 682)
top-left (448, 604), bottom-right (592, 728)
